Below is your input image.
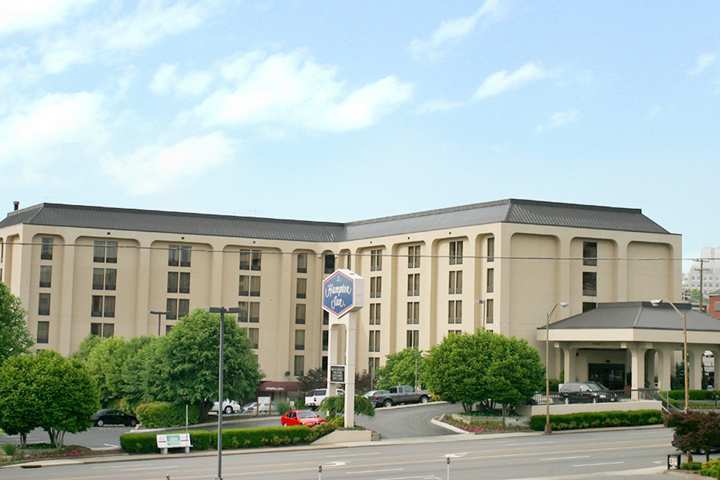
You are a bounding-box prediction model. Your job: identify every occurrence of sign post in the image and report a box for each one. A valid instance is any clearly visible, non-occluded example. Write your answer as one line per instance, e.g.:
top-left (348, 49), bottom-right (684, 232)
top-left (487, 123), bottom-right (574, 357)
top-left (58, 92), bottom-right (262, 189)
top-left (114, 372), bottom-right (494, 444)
top-left (322, 269), bottom-right (364, 429)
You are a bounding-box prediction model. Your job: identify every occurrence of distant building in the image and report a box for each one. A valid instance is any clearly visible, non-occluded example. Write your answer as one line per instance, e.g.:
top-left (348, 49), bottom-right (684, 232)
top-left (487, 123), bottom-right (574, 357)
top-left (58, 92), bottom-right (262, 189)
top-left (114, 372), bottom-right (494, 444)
top-left (710, 294), bottom-right (720, 320)
top-left (683, 247), bottom-right (720, 300)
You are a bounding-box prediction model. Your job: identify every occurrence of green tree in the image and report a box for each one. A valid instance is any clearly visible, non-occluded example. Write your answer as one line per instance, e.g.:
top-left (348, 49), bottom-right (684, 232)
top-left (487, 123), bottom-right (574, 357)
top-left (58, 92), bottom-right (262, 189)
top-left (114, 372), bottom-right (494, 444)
top-left (0, 354), bottom-right (40, 446)
top-left (319, 395), bottom-right (375, 418)
top-left (85, 337), bottom-right (131, 406)
top-left (375, 348), bottom-right (426, 390)
top-left (71, 334), bottom-right (104, 363)
top-left (0, 283), bottom-right (32, 365)
top-left (298, 367), bottom-right (326, 393)
top-left (154, 310), bottom-right (262, 417)
top-left (120, 336), bottom-right (163, 409)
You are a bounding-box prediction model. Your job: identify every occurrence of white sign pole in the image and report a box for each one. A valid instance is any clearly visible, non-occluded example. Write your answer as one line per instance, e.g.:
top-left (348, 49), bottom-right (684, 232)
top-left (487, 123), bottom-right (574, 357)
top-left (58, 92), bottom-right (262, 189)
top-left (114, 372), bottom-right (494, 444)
top-left (344, 312), bottom-right (357, 428)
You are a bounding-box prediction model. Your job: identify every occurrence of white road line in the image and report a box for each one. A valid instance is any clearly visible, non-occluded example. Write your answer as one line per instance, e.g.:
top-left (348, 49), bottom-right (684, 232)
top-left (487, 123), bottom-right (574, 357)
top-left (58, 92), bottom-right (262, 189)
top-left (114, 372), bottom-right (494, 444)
top-left (572, 461), bottom-right (624, 468)
top-left (345, 467), bottom-right (404, 475)
top-left (541, 455), bottom-right (591, 461)
top-left (503, 441), bottom-right (557, 446)
top-left (375, 476), bottom-right (440, 480)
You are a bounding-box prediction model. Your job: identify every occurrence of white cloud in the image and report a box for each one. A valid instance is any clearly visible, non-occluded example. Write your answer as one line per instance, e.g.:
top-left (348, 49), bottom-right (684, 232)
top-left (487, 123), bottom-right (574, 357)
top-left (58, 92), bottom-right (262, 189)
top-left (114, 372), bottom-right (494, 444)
top-left (151, 64), bottom-right (213, 96)
top-left (416, 99), bottom-right (464, 114)
top-left (688, 52), bottom-right (716, 76)
top-left (536, 109), bottom-right (579, 133)
top-left (472, 62), bottom-right (548, 101)
top-left (194, 50), bottom-right (413, 132)
top-left (0, 0), bottom-right (95, 35)
top-left (103, 132), bottom-right (235, 195)
top-left (410, 0), bottom-right (500, 60)
top-left (39, 1), bottom-right (213, 74)
top-left (0, 92), bottom-right (106, 165)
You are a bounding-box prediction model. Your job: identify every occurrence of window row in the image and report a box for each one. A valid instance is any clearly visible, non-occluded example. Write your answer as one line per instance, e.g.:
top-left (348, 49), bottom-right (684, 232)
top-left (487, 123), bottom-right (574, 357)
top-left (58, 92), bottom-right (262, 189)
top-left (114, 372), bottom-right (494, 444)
top-left (449, 240), bottom-right (463, 265)
top-left (240, 249), bottom-right (262, 271)
top-left (407, 273), bottom-right (420, 296)
top-left (407, 301), bottom-right (419, 324)
top-left (239, 275), bottom-right (261, 297)
top-left (369, 303), bottom-right (381, 325)
top-left (168, 245), bottom-right (192, 267)
top-left (448, 270), bottom-right (462, 294)
top-left (406, 330), bottom-right (419, 349)
top-left (448, 300), bottom-right (462, 324)
top-left (94, 240), bottom-right (118, 264)
top-left (166, 298), bottom-right (189, 320)
top-left (167, 271), bottom-right (190, 294)
top-left (368, 330), bottom-right (381, 352)
top-left (408, 245), bottom-right (421, 269)
top-left (238, 301), bottom-right (260, 323)
top-left (370, 276), bottom-right (382, 298)
top-left (370, 249), bottom-right (382, 272)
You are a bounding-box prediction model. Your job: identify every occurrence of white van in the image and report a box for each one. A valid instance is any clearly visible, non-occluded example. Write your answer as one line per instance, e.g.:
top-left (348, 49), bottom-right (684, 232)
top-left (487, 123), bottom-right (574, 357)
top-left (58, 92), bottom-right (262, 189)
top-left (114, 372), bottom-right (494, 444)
top-left (305, 388), bottom-right (344, 409)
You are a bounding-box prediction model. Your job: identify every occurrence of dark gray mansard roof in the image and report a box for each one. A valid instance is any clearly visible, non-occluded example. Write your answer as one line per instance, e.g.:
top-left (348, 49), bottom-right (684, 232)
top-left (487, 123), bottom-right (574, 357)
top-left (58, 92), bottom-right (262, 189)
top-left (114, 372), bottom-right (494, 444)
top-left (0, 199), bottom-right (672, 242)
top-left (542, 302), bottom-right (720, 332)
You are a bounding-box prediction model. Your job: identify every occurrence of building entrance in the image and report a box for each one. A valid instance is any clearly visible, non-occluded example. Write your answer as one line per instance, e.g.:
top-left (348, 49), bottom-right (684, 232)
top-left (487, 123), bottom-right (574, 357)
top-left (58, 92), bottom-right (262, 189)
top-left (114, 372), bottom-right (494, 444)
top-left (588, 363), bottom-right (625, 390)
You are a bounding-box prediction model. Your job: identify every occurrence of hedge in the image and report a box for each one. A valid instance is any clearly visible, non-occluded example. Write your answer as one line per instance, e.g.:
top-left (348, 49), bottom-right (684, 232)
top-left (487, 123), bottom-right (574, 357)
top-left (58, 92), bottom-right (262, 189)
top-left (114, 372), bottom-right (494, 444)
top-left (135, 402), bottom-right (200, 428)
top-left (120, 430), bottom-right (213, 454)
top-left (665, 390), bottom-right (719, 401)
top-left (529, 410), bottom-right (663, 431)
top-left (120, 424), bottom-right (335, 453)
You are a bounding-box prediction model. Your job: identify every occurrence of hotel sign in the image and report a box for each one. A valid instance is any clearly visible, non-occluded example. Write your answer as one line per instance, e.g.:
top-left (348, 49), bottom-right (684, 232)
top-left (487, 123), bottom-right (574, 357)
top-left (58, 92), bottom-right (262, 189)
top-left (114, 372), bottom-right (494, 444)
top-left (322, 269), bottom-right (364, 318)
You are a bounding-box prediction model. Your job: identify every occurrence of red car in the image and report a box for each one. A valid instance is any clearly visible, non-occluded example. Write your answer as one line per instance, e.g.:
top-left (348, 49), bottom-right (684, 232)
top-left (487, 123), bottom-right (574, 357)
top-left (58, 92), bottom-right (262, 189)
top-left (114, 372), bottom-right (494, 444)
top-left (280, 410), bottom-right (326, 427)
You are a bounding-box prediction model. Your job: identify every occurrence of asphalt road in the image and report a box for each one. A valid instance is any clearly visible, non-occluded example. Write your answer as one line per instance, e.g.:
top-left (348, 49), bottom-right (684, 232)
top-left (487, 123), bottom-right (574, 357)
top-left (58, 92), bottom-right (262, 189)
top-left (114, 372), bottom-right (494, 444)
top-left (2, 427), bottom-right (676, 480)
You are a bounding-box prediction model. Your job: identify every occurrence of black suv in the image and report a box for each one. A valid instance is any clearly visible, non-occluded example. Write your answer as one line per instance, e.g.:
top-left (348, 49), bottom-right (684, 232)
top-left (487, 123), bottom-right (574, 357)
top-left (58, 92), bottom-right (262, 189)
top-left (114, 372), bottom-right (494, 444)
top-left (558, 382), bottom-right (618, 403)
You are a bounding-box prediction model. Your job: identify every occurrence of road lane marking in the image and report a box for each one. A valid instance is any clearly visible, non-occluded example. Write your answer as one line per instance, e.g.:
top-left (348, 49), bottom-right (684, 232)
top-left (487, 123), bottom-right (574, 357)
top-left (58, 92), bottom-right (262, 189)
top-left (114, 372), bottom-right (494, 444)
top-left (541, 456), bottom-right (590, 461)
top-left (572, 461), bottom-right (624, 467)
top-left (345, 467), bottom-right (404, 475)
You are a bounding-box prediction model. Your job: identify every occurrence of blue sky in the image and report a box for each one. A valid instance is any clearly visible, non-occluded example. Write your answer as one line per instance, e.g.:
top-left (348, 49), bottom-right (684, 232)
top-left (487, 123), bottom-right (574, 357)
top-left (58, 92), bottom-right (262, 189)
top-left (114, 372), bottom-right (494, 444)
top-left (0, 1), bottom-right (718, 262)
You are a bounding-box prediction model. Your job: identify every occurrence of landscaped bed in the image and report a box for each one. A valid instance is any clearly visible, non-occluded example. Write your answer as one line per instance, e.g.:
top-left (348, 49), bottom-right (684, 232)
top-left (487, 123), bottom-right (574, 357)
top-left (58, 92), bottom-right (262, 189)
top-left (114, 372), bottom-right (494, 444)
top-left (438, 413), bottom-right (530, 433)
top-left (1, 443), bottom-right (95, 465)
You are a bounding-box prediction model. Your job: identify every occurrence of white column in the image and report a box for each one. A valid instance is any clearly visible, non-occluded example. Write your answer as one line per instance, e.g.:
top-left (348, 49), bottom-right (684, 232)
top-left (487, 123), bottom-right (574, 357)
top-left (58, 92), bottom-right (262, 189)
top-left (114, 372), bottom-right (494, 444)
top-left (646, 350), bottom-right (656, 388)
top-left (690, 348), bottom-right (704, 390)
top-left (344, 312), bottom-right (357, 428)
top-left (630, 345), bottom-right (646, 400)
top-left (657, 348), bottom-right (674, 392)
top-left (563, 346), bottom-right (577, 383)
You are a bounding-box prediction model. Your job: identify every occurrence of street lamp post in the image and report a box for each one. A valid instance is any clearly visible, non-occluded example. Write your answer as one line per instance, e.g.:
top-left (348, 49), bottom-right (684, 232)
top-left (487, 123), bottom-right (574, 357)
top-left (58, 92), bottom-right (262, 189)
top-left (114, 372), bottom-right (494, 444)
top-left (150, 310), bottom-right (167, 336)
top-left (209, 306), bottom-right (240, 480)
top-left (544, 302), bottom-right (568, 435)
top-left (651, 299), bottom-right (689, 412)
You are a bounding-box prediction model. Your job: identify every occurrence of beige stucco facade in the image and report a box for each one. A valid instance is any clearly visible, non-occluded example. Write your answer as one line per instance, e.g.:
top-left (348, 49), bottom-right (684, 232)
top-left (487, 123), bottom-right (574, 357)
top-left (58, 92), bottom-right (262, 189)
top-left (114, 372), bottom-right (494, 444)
top-left (0, 202), bottom-right (682, 384)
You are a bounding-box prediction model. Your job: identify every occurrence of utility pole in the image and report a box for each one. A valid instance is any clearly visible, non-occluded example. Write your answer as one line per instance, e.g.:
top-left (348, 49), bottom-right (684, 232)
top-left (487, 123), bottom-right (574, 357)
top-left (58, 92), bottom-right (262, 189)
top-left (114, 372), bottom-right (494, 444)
top-left (209, 306), bottom-right (239, 480)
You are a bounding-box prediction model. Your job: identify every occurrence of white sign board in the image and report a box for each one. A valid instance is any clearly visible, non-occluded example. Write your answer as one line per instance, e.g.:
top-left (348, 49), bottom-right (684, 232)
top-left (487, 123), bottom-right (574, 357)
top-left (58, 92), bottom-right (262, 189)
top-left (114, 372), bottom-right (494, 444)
top-left (156, 433), bottom-right (191, 449)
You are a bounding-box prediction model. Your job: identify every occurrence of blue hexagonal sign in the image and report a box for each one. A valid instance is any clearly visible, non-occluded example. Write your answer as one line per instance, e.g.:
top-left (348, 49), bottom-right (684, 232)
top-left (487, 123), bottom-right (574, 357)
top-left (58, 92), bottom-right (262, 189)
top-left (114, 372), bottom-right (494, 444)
top-left (322, 269), bottom-right (364, 318)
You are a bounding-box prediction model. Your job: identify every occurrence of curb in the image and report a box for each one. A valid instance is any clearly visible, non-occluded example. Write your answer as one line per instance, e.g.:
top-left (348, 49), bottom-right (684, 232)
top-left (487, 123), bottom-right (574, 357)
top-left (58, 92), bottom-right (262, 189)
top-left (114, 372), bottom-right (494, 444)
top-left (430, 417), bottom-right (467, 434)
top-left (375, 401), bottom-right (448, 412)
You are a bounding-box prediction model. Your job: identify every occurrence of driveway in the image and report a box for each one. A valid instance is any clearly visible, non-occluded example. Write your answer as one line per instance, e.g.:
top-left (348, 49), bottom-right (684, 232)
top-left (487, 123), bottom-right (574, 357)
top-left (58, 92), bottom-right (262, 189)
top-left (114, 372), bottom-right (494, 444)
top-left (357, 402), bottom-right (463, 439)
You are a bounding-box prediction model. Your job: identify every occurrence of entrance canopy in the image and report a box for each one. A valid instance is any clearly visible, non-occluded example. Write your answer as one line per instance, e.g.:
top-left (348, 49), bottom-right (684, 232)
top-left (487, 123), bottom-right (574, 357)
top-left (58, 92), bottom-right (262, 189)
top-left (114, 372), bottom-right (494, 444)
top-left (537, 302), bottom-right (720, 344)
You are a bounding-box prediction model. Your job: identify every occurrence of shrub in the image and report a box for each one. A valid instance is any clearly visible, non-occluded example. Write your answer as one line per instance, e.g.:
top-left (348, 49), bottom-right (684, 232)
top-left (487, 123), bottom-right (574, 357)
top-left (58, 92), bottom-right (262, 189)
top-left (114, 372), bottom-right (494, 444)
top-left (701, 459), bottom-right (720, 477)
top-left (120, 430), bottom-right (212, 454)
top-left (680, 461), bottom-right (702, 471)
top-left (135, 402), bottom-right (200, 428)
top-left (665, 411), bottom-right (720, 455)
top-left (530, 410), bottom-right (663, 431)
top-left (666, 390), bottom-right (718, 401)
top-left (319, 395), bottom-right (375, 418)
top-left (276, 401), bottom-right (292, 416)
top-left (216, 425), bottom-right (335, 449)
top-left (2, 444), bottom-right (17, 456)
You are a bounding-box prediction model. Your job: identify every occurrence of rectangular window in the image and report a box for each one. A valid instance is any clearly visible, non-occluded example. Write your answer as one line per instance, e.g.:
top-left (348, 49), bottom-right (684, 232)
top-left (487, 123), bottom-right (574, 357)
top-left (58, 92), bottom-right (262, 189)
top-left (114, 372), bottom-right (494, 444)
top-left (408, 245), bottom-right (421, 269)
top-left (239, 250), bottom-right (250, 270)
top-left (449, 240), bottom-right (463, 265)
top-left (91, 296), bottom-right (115, 318)
top-left (407, 273), bottom-right (420, 296)
top-left (449, 271), bottom-right (463, 294)
top-left (242, 328), bottom-right (259, 349)
top-left (168, 245), bottom-right (179, 267)
top-left (448, 300), bottom-right (462, 324)
top-left (370, 249), bottom-right (382, 272)
top-left (249, 302), bottom-right (260, 323)
top-left (407, 302), bottom-right (419, 324)
top-left (448, 330), bottom-right (462, 336)
top-left (103, 296), bottom-right (115, 318)
top-left (583, 241), bottom-right (598, 267)
top-left (583, 271), bottom-right (597, 297)
top-left (105, 269), bottom-right (117, 290)
top-left (324, 254), bottom-right (335, 274)
top-left (296, 278), bottom-right (307, 299)
top-left (369, 303), bottom-right (381, 325)
top-left (321, 356), bottom-right (328, 372)
top-left (297, 253), bottom-right (308, 273)
top-left (370, 276), bottom-right (382, 298)
top-left (179, 272), bottom-right (191, 294)
top-left (323, 310), bottom-right (329, 325)
top-left (582, 302), bottom-right (597, 312)
top-left (239, 275), bottom-right (249, 296)
top-left (90, 323), bottom-right (114, 338)
top-left (238, 301), bottom-right (248, 323)
top-left (486, 268), bottom-right (494, 293)
top-left (37, 321), bottom-right (50, 344)
top-left (369, 330), bottom-right (380, 353)
top-left (166, 298), bottom-right (178, 320)
top-left (485, 299), bottom-right (494, 324)
top-left (178, 299), bottom-right (189, 319)
top-left (251, 250), bottom-right (261, 271)
top-left (369, 357), bottom-right (380, 376)
top-left (295, 304), bottom-right (306, 324)
top-left (167, 271), bottom-right (179, 293)
top-left (38, 293), bottom-right (51, 316)
top-left (41, 237), bottom-right (54, 260)
top-left (406, 330), bottom-right (419, 349)
top-left (95, 268), bottom-right (116, 290)
top-left (322, 330), bottom-right (329, 351)
top-left (294, 355), bottom-right (304, 376)
top-left (94, 240), bottom-right (118, 263)
top-left (294, 330), bottom-right (305, 351)
top-left (487, 237), bottom-right (495, 262)
top-left (180, 246), bottom-right (191, 267)
top-left (250, 276), bottom-right (261, 297)
top-left (39, 265), bottom-right (52, 288)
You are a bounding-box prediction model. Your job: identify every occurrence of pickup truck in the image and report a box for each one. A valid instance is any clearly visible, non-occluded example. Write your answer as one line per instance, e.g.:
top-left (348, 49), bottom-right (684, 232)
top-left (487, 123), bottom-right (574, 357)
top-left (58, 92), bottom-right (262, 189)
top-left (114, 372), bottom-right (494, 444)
top-left (305, 388), bottom-right (344, 409)
top-left (366, 385), bottom-right (430, 408)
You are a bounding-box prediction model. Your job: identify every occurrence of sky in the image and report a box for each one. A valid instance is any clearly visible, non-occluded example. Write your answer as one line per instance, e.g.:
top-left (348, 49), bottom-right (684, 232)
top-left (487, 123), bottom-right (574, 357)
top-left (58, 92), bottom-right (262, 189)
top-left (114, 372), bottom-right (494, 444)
top-left (0, 1), bottom-right (718, 264)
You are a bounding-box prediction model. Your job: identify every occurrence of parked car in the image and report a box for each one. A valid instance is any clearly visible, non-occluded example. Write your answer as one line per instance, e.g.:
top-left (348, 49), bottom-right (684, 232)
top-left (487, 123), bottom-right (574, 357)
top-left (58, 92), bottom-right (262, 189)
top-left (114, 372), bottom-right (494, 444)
top-left (367, 385), bottom-right (430, 407)
top-left (280, 410), bottom-right (326, 427)
top-left (558, 382), bottom-right (618, 403)
top-left (305, 388), bottom-right (344, 409)
top-left (91, 409), bottom-right (138, 427)
top-left (211, 399), bottom-right (242, 414)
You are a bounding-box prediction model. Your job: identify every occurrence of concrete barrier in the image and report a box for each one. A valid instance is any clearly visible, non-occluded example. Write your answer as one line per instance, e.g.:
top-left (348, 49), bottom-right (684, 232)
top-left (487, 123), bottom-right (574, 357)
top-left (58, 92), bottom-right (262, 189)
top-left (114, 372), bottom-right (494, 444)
top-left (518, 400), bottom-right (662, 417)
top-left (312, 430), bottom-right (374, 445)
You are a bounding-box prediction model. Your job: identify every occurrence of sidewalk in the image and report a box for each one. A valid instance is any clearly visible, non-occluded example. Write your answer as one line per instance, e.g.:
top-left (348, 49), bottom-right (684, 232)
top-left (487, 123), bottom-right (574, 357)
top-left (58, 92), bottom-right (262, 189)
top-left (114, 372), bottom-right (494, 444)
top-left (2, 424), bottom-right (668, 470)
